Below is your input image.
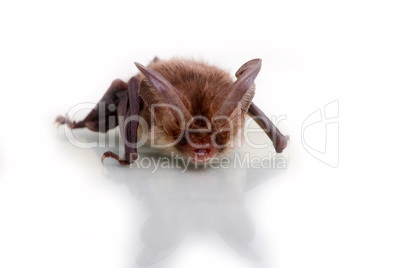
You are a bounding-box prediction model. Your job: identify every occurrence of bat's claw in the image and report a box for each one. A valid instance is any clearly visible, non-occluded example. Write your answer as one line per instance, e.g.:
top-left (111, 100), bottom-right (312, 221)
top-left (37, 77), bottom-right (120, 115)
top-left (101, 153), bottom-right (107, 164)
top-left (102, 151), bottom-right (131, 166)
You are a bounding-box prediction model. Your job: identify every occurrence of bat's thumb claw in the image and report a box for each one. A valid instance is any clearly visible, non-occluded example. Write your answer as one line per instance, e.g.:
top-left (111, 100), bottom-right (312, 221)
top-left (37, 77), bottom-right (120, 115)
top-left (101, 151), bottom-right (114, 165)
top-left (101, 151), bottom-right (129, 166)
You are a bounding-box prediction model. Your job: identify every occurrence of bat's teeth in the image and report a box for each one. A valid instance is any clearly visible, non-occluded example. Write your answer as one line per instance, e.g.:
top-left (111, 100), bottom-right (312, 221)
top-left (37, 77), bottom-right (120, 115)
top-left (191, 148), bottom-right (214, 163)
top-left (194, 148), bottom-right (211, 157)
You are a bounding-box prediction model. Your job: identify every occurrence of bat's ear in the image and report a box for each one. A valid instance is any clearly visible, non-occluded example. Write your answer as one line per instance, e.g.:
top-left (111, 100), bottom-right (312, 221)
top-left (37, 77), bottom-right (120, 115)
top-left (235, 58), bottom-right (262, 79)
top-left (135, 62), bottom-right (192, 133)
top-left (211, 59), bottom-right (262, 125)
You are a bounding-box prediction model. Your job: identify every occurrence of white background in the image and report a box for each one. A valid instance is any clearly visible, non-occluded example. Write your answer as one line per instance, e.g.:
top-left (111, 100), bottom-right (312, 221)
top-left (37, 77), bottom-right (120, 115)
top-left (1, 0), bottom-right (402, 267)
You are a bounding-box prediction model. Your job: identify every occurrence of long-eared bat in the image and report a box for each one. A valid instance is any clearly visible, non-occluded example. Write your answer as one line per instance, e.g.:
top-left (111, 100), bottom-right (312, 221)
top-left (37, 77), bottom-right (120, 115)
top-left (55, 57), bottom-right (288, 165)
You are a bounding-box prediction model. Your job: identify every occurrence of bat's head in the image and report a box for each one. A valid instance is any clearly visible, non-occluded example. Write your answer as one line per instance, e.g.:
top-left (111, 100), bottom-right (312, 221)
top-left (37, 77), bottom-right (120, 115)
top-left (135, 59), bottom-right (261, 163)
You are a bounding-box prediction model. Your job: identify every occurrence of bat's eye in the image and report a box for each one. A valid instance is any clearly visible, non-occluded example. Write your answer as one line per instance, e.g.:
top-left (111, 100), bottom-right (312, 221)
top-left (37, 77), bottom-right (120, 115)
top-left (215, 131), bottom-right (230, 147)
top-left (178, 136), bottom-right (187, 146)
top-left (215, 136), bottom-right (221, 145)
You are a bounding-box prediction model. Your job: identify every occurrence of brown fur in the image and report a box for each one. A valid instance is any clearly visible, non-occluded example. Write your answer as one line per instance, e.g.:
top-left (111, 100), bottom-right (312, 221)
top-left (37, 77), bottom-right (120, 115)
top-left (136, 58), bottom-right (243, 158)
top-left (139, 58), bottom-right (234, 118)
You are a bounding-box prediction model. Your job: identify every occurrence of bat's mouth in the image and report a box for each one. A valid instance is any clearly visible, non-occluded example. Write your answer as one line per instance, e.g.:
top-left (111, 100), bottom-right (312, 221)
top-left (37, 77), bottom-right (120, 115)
top-left (191, 147), bottom-right (216, 163)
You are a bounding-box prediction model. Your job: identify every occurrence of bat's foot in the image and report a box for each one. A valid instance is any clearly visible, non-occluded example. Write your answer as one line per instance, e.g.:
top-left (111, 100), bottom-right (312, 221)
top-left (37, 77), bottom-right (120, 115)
top-left (54, 115), bottom-right (67, 128)
top-left (102, 151), bottom-right (137, 166)
top-left (54, 115), bottom-right (85, 129)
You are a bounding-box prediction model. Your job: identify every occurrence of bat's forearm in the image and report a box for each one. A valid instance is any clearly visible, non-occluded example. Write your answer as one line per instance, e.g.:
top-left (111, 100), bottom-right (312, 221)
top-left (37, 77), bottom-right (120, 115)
top-left (248, 102), bottom-right (288, 153)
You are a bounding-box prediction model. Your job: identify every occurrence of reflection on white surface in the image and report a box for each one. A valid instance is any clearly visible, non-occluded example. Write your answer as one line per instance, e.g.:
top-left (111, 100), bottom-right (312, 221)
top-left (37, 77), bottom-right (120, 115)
top-left (99, 143), bottom-right (286, 266)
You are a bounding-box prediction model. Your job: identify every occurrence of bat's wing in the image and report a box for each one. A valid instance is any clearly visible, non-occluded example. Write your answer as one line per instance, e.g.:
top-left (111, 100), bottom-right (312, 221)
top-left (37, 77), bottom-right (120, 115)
top-left (102, 77), bottom-right (141, 165)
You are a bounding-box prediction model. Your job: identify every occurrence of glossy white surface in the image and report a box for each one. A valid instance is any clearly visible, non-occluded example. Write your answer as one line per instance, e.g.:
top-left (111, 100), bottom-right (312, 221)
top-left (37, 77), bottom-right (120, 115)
top-left (1, 1), bottom-right (402, 267)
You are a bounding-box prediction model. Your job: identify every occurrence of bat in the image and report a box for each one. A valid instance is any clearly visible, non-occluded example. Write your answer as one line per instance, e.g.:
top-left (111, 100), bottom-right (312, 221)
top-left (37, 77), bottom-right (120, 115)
top-left (55, 57), bottom-right (288, 165)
